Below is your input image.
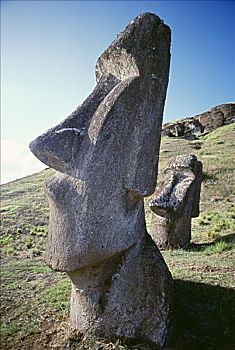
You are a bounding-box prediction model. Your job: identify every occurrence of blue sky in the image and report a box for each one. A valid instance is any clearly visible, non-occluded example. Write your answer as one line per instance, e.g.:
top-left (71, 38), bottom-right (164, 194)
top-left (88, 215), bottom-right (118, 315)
top-left (1, 0), bottom-right (235, 183)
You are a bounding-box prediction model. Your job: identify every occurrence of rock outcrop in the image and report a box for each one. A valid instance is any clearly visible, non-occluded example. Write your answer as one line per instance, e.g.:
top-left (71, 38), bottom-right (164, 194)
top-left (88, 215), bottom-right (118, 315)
top-left (29, 13), bottom-right (173, 347)
top-left (162, 103), bottom-right (235, 139)
top-left (149, 154), bottom-right (202, 249)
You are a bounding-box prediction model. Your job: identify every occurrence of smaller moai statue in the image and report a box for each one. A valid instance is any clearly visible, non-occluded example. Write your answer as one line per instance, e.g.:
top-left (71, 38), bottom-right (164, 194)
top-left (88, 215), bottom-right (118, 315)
top-left (149, 154), bottom-right (202, 249)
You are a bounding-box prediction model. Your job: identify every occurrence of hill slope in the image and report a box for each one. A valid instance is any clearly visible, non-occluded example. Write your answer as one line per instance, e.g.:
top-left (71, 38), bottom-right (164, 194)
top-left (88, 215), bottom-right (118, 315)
top-left (162, 102), bottom-right (235, 138)
top-left (1, 123), bottom-right (235, 349)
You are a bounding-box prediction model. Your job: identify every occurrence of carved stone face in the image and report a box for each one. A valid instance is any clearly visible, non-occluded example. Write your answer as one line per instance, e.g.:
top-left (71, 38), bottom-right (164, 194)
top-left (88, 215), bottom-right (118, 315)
top-left (149, 154), bottom-right (202, 249)
top-left (29, 13), bottom-right (171, 273)
top-left (42, 77), bottom-right (157, 272)
top-left (150, 154), bottom-right (202, 216)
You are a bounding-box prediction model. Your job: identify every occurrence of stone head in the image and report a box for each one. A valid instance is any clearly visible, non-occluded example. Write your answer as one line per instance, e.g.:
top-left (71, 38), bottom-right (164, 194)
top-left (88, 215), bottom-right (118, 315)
top-left (29, 13), bottom-right (171, 272)
top-left (149, 154), bottom-right (202, 217)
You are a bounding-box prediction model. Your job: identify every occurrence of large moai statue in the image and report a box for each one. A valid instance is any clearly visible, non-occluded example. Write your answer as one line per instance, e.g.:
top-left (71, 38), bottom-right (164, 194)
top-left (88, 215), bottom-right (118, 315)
top-left (30, 13), bottom-right (172, 347)
top-left (149, 154), bottom-right (202, 249)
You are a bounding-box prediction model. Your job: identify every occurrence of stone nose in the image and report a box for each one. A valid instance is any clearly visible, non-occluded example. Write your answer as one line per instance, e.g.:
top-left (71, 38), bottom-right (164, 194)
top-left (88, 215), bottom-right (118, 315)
top-left (29, 126), bottom-right (85, 174)
top-left (29, 74), bottom-right (119, 176)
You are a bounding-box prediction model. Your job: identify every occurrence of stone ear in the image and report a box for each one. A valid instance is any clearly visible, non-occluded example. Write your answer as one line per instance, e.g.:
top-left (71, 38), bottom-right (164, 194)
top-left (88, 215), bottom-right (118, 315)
top-left (125, 122), bottom-right (161, 198)
top-left (87, 75), bottom-right (163, 198)
top-left (121, 83), bottom-right (164, 198)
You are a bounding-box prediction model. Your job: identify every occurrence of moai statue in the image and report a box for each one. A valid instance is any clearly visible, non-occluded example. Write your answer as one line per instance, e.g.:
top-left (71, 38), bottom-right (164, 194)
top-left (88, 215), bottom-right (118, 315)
top-left (30, 13), bottom-right (172, 347)
top-left (149, 154), bottom-right (202, 249)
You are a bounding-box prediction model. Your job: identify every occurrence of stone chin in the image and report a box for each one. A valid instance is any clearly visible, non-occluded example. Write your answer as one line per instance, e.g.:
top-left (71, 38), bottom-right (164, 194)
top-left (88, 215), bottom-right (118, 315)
top-left (44, 241), bottom-right (136, 273)
top-left (43, 212), bottom-right (145, 272)
top-left (44, 250), bottom-right (106, 273)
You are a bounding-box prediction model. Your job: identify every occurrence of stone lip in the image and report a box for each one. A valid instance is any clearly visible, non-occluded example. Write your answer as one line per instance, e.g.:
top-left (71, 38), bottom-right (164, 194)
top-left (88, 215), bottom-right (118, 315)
top-left (162, 102), bottom-right (235, 138)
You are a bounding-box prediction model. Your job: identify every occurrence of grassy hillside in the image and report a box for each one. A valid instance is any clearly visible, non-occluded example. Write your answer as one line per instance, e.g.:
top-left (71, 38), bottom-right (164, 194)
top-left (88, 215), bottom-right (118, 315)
top-left (1, 123), bottom-right (235, 349)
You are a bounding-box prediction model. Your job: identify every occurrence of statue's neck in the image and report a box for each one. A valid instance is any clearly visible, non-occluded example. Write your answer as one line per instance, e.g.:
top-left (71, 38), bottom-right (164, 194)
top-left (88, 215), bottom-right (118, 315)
top-left (67, 233), bottom-right (147, 333)
top-left (68, 250), bottom-right (124, 293)
top-left (67, 249), bottom-right (126, 332)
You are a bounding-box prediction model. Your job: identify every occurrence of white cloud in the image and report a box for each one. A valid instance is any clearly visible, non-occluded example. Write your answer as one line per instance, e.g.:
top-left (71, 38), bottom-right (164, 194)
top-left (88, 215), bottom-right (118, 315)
top-left (1, 139), bottom-right (46, 184)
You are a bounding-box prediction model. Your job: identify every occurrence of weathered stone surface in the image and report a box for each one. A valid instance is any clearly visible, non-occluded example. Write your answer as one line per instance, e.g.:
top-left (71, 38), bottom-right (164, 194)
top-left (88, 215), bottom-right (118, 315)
top-left (162, 103), bottom-right (235, 138)
top-left (30, 12), bottom-right (172, 347)
top-left (149, 154), bottom-right (202, 249)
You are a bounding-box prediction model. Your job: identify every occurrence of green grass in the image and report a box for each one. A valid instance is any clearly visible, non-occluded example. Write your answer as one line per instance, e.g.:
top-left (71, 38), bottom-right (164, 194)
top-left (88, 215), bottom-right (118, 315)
top-left (203, 240), bottom-right (234, 255)
top-left (0, 123), bottom-right (234, 349)
top-left (202, 123), bottom-right (235, 141)
top-left (0, 259), bottom-right (70, 349)
top-left (0, 170), bottom-right (52, 256)
top-left (40, 280), bottom-right (71, 316)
